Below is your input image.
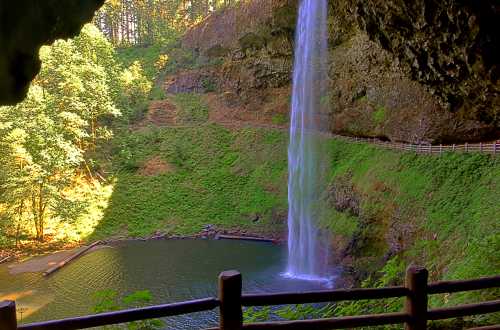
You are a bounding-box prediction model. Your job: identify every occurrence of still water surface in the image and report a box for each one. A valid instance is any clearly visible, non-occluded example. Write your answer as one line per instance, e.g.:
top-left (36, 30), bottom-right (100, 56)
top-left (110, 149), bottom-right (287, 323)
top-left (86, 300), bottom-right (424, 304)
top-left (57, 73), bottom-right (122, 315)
top-left (0, 239), bottom-right (326, 329)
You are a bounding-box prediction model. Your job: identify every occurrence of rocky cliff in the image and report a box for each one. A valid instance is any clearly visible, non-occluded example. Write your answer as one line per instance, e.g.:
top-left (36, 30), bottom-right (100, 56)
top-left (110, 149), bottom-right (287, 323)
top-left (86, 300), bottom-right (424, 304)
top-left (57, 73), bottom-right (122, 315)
top-left (175, 0), bottom-right (499, 143)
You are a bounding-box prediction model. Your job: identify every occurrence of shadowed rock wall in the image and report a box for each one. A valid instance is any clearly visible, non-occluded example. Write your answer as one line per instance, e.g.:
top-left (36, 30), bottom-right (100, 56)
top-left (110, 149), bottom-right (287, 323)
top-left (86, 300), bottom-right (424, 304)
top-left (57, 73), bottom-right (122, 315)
top-left (356, 0), bottom-right (500, 125)
top-left (177, 0), bottom-right (499, 143)
top-left (0, 0), bottom-right (105, 105)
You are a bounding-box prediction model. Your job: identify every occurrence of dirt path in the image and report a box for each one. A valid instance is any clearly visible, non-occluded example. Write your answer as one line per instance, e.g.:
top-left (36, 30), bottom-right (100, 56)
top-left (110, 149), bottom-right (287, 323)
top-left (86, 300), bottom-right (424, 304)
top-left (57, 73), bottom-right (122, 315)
top-left (134, 99), bottom-right (178, 130)
top-left (204, 93), bottom-right (288, 131)
top-left (133, 93), bottom-right (287, 133)
top-left (132, 93), bottom-right (499, 159)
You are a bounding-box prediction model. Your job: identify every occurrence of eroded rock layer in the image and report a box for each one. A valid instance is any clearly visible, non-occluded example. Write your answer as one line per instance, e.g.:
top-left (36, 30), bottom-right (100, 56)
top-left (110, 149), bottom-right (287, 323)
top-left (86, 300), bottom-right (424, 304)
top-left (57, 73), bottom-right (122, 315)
top-left (356, 0), bottom-right (500, 125)
top-left (175, 0), bottom-right (499, 143)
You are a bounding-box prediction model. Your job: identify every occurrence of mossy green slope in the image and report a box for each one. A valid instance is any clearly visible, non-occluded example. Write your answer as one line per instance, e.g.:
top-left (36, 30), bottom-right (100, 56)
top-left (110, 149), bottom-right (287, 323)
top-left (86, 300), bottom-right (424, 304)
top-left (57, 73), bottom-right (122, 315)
top-left (91, 95), bottom-right (288, 239)
top-left (323, 140), bottom-right (499, 325)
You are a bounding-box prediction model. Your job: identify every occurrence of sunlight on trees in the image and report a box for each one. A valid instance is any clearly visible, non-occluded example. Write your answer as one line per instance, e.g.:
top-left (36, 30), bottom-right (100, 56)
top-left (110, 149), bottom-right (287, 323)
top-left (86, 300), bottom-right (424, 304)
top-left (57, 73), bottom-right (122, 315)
top-left (94, 0), bottom-right (247, 46)
top-left (0, 24), bottom-right (145, 244)
top-left (119, 61), bottom-right (153, 119)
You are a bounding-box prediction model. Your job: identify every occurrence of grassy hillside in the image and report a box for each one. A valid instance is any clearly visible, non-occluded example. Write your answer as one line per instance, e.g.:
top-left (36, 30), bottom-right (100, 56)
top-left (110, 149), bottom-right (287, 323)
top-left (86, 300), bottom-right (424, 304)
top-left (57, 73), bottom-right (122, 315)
top-left (85, 92), bottom-right (499, 285)
top-left (324, 141), bottom-right (499, 280)
top-left (321, 140), bottom-right (500, 325)
top-left (88, 94), bottom-right (288, 240)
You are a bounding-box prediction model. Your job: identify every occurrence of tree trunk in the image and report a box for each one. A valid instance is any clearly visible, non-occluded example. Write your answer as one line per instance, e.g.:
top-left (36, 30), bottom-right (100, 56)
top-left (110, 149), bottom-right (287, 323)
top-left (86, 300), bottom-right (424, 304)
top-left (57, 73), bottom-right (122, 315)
top-left (32, 183), bottom-right (46, 242)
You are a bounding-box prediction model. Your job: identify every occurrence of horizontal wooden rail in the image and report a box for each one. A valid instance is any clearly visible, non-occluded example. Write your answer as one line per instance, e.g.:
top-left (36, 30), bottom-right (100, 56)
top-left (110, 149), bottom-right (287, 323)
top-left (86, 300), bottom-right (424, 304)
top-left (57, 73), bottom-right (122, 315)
top-left (428, 275), bottom-right (500, 294)
top-left (17, 298), bottom-right (219, 330)
top-left (328, 134), bottom-right (500, 157)
top-left (240, 312), bottom-right (410, 330)
top-left (427, 300), bottom-right (500, 320)
top-left (468, 325), bottom-right (500, 330)
top-left (3, 267), bottom-right (499, 330)
top-left (241, 286), bottom-right (408, 306)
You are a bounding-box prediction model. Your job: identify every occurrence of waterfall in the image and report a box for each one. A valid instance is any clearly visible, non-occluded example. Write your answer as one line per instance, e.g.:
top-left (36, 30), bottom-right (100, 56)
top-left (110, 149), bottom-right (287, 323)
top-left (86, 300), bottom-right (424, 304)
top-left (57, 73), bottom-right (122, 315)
top-left (286, 0), bottom-right (330, 282)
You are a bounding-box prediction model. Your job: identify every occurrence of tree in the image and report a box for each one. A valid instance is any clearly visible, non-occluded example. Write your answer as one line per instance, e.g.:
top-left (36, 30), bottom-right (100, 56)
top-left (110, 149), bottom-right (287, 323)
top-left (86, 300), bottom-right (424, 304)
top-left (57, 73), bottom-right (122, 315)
top-left (0, 24), bottom-right (120, 242)
top-left (93, 0), bottom-right (245, 46)
top-left (119, 61), bottom-right (153, 120)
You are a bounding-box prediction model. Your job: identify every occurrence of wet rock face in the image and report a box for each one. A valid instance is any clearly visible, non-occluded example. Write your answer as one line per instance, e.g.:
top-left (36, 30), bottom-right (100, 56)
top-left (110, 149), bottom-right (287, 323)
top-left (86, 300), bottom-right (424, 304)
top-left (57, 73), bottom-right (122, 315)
top-left (0, 0), bottom-right (104, 105)
top-left (329, 33), bottom-right (497, 143)
top-left (165, 69), bottom-right (218, 94)
top-left (179, 0), bottom-right (498, 142)
top-left (355, 0), bottom-right (500, 125)
top-left (178, 0), bottom-right (296, 109)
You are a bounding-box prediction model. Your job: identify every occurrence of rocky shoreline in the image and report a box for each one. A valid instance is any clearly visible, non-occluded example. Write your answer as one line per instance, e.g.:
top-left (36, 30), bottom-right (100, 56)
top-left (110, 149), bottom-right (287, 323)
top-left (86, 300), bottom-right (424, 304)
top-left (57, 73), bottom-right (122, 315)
top-left (101, 225), bottom-right (285, 245)
top-left (1, 226), bottom-right (285, 266)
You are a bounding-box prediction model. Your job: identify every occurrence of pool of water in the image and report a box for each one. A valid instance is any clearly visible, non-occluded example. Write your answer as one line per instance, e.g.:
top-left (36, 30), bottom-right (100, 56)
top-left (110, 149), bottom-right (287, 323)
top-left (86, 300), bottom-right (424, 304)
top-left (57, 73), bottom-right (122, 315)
top-left (0, 239), bottom-right (328, 329)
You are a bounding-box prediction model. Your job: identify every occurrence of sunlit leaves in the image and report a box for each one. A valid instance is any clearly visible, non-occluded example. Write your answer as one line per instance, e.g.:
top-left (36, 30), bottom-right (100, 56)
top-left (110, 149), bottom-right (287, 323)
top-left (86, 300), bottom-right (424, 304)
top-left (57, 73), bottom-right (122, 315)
top-left (0, 24), bottom-right (121, 242)
top-left (118, 60), bottom-right (152, 119)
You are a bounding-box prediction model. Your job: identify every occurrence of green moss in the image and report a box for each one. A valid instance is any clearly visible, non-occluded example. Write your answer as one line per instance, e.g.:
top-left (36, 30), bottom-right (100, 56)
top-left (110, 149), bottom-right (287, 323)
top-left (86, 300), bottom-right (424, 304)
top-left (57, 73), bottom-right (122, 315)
top-left (323, 139), bottom-right (500, 322)
top-left (90, 95), bottom-right (288, 239)
top-left (319, 208), bottom-right (359, 237)
top-left (373, 106), bottom-right (386, 125)
top-left (271, 113), bottom-right (288, 125)
top-left (170, 93), bottom-right (209, 124)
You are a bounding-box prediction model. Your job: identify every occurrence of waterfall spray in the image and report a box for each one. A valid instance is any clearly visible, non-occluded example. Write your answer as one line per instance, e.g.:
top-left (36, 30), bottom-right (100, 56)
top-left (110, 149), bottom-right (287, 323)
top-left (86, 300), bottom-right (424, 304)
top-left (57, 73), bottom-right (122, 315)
top-left (286, 0), bottom-right (330, 282)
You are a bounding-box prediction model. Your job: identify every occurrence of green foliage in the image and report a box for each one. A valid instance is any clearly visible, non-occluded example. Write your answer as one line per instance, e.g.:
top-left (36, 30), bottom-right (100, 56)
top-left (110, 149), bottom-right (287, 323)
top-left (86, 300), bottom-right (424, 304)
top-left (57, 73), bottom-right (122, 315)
top-left (117, 44), bottom-right (169, 81)
top-left (92, 125), bottom-right (287, 237)
top-left (116, 43), bottom-right (199, 82)
top-left (150, 86), bottom-right (167, 101)
top-left (94, 0), bottom-right (248, 47)
top-left (93, 290), bottom-right (120, 314)
top-left (95, 0), bottom-right (181, 46)
top-left (92, 289), bottom-right (164, 329)
top-left (170, 93), bottom-right (209, 124)
top-left (323, 140), bottom-right (500, 324)
top-left (244, 304), bottom-right (335, 324)
top-left (275, 304), bottom-right (335, 320)
top-left (89, 95), bottom-right (287, 239)
top-left (318, 209), bottom-right (359, 237)
top-left (243, 307), bottom-right (271, 323)
top-left (118, 61), bottom-right (153, 122)
top-left (0, 24), bottom-right (120, 242)
top-left (271, 113), bottom-right (288, 125)
top-left (314, 258), bottom-right (406, 329)
top-left (373, 106), bottom-right (386, 125)
top-left (162, 47), bottom-right (198, 73)
top-left (201, 77), bottom-right (217, 92)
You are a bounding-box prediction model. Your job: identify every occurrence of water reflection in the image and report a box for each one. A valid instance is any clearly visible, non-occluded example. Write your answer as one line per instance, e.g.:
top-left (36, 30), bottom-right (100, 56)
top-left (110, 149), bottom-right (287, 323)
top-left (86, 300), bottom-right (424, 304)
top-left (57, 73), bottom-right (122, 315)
top-left (1, 239), bottom-right (328, 329)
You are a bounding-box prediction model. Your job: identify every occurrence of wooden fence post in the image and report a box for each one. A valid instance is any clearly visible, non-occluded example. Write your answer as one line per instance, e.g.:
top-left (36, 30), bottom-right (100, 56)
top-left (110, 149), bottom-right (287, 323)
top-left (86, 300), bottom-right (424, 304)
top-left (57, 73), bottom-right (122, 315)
top-left (480, 142), bottom-right (483, 153)
top-left (439, 144), bottom-right (443, 155)
top-left (219, 270), bottom-right (243, 330)
top-left (465, 142), bottom-right (468, 152)
top-left (0, 301), bottom-right (17, 330)
top-left (494, 141), bottom-right (498, 155)
top-left (405, 266), bottom-right (428, 330)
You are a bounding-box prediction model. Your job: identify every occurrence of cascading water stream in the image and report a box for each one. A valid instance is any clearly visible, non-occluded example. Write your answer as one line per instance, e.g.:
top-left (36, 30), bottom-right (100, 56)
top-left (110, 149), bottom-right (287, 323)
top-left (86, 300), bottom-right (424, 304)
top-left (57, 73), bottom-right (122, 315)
top-left (286, 0), bottom-right (330, 282)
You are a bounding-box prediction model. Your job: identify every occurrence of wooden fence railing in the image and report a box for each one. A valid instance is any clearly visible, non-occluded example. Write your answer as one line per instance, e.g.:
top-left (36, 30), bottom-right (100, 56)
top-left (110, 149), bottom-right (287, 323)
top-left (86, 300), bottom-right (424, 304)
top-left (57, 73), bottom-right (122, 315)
top-left (1, 266), bottom-right (499, 330)
top-left (329, 134), bottom-right (500, 156)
